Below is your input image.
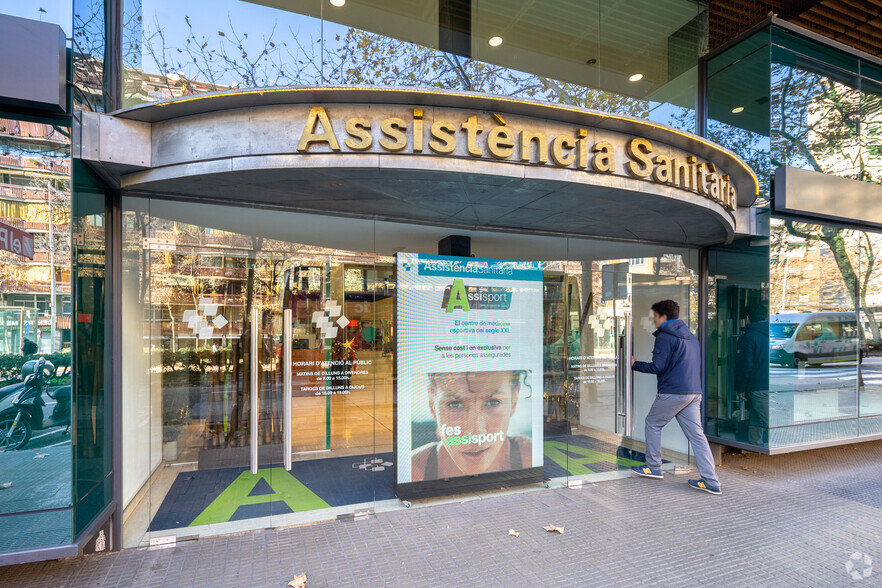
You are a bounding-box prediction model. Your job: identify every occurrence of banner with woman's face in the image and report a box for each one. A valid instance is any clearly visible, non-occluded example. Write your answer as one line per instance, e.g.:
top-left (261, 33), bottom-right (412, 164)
top-left (409, 370), bottom-right (533, 481)
top-left (395, 253), bottom-right (544, 486)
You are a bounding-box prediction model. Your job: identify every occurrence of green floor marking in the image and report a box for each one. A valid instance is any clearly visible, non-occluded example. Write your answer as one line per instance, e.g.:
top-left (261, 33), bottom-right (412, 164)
top-left (190, 467), bottom-right (330, 527)
top-left (543, 440), bottom-right (643, 476)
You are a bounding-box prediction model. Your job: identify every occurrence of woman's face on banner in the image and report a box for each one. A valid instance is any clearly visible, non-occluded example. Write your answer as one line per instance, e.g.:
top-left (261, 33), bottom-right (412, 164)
top-left (430, 371), bottom-right (520, 475)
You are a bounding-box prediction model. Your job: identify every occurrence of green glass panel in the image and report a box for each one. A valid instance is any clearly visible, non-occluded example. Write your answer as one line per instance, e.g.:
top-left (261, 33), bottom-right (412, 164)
top-left (71, 161), bottom-right (110, 536)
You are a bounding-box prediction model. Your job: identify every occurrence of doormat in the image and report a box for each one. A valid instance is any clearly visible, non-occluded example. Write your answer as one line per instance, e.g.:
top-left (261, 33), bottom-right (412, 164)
top-left (149, 436), bottom-right (662, 531)
top-left (149, 452), bottom-right (396, 531)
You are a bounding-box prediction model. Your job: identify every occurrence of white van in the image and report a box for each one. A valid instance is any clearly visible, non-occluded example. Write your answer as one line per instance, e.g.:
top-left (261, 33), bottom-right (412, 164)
top-left (770, 312), bottom-right (867, 368)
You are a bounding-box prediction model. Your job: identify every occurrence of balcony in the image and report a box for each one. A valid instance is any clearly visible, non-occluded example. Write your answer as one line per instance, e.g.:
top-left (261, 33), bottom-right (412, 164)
top-left (0, 183), bottom-right (52, 202)
top-left (0, 154), bottom-right (70, 175)
top-left (0, 216), bottom-right (68, 234)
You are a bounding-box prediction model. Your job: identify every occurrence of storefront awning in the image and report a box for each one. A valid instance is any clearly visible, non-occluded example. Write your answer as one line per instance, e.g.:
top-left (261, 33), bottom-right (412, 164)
top-left (80, 87), bottom-right (759, 246)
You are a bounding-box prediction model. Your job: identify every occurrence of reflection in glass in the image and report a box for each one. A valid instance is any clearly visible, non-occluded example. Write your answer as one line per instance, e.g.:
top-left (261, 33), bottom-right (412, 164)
top-left (73, 0), bottom-right (108, 111)
top-left (706, 39), bottom-right (771, 205)
top-left (767, 219), bottom-right (862, 445)
top-left (121, 202), bottom-right (395, 546)
top-left (0, 117), bottom-right (73, 549)
top-left (118, 197), bottom-right (705, 544)
top-left (705, 240), bottom-right (769, 448)
top-left (119, 0), bottom-right (703, 131)
top-left (771, 47), bottom-right (861, 180)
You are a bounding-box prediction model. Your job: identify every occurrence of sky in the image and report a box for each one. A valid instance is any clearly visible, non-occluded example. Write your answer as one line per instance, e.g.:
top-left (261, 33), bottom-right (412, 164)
top-left (134, 1), bottom-right (344, 83)
top-left (0, 0), bottom-right (72, 35)
top-left (0, 1), bottom-right (319, 48)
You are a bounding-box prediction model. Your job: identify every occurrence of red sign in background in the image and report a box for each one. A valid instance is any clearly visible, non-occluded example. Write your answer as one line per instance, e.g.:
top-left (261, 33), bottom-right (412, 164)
top-left (0, 221), bottom-right (34, 259)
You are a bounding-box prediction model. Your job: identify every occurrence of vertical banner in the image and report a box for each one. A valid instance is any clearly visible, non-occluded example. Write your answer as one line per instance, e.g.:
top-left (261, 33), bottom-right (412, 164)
top-left (396, 253), bottom-right (544, 486)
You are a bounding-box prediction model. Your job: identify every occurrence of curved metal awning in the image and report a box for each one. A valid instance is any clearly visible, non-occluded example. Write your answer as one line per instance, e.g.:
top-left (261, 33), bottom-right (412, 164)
top-left (82, 87), bottom-right (759, 246)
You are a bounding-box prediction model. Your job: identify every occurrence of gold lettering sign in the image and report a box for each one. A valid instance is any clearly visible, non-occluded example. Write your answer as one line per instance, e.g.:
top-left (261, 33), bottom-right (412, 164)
top-left (297, 106), bottom-right (737, 211)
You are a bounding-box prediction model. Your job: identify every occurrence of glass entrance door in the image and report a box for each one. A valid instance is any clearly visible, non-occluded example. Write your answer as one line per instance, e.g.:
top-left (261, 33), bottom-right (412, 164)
top-left (552, 247), bottom-right (699, 482)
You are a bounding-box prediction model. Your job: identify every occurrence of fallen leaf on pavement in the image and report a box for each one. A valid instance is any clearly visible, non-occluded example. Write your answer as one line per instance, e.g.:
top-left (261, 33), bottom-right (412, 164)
top-left (287, 573), bottom-right (307, 588)
top-left (508, 529), bottom-right (520, 537)
top-left (544, 524), bottom-right (564, 534)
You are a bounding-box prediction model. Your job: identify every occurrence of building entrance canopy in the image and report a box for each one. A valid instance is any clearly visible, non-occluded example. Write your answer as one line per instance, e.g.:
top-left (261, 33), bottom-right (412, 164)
top-left (81, 87), bottom-right (758, 245)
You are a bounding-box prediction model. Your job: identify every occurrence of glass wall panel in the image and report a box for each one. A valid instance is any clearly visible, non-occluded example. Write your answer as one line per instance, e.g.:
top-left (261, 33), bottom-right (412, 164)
top-left (121, 0), bottom-right (705, 132)
top-left (856, 228), bottom-right (882, 428)
top-left (856, 75), bottom-right (882, 429)
top-left (71, 162), bottom-right (110, 535)
top-left (706, 238), bottom-right (770, 448)
top-left (120, 195), bottom-right (702, 544)
top-left (767, 218), bottom-right (861, 447)
top-left (0, 115), bottom-right (73, 550)
top-left (706, 35), bottom-right (771, 204)
top-left (121, 200), bottom-right (395, 546)
top-left (704, 27), bottom-right (882, 450)
top-left (765, 31), bottom-right (882, 447)
top-left (73, 0), bottom-right (109, 111)
top-left (771, 45), bottom-right (861, 181)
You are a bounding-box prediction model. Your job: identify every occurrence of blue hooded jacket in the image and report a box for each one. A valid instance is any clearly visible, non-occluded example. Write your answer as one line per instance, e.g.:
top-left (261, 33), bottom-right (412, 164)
top-left (632, 319), bottom-right (702, 395)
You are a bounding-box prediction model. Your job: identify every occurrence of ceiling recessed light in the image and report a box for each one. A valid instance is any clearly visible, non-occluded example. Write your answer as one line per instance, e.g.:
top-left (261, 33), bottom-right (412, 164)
top-left (731, 106), bottom-right (745, 113)
top-left (330, 0), bottom-right (345, 6)
top-left (628, 73), bottom-right (643, 82)
top-left (488, 36), bottom-right (503, 47)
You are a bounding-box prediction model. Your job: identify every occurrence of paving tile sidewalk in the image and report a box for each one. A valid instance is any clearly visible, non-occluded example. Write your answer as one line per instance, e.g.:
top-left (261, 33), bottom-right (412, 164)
top-left (4, 441), bottom-right (882, 587)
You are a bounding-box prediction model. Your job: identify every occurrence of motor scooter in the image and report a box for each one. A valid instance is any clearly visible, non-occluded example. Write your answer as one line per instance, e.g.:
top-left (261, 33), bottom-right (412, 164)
top-left (0, 358), bottom-right (70, 451)
top-left (0, 358), bottom-right (54, 402)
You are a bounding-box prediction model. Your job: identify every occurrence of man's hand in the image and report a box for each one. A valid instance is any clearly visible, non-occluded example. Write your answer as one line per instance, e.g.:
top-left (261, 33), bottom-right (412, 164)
top-left (631, 356), bottom-right (636, 367)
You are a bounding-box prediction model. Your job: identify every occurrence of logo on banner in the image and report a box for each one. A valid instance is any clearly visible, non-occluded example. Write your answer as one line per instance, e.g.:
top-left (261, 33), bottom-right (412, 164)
top-left (441, 279), bottom-right (513, 312)
top-left (311, 300), bottom-right (350, 339)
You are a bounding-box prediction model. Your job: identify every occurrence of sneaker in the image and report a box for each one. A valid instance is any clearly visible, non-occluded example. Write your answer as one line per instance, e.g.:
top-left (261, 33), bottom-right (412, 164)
top-left (688, 478), bottom-right (722, 495)
top-left (631, 465), bottom-right (663, 479)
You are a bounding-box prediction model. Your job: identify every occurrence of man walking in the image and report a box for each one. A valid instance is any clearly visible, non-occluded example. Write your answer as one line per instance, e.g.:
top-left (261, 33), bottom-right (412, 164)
top-left (629, 300), bottom-right (721, 495)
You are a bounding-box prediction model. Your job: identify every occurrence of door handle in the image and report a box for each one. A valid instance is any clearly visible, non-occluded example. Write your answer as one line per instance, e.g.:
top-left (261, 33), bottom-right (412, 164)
top-left (624, 312), bottom-right (634, 436)
top-left (283, 308), bottom-right (292, 471)
top-left (615, 317), bottom-right (625, 426)
top-left (250, 307), bottom-right (259, 475)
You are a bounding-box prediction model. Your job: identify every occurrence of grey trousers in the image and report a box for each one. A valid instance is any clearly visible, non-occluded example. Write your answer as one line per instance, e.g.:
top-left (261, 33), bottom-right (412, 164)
top-left (644, 393), bottom-right (719, 485)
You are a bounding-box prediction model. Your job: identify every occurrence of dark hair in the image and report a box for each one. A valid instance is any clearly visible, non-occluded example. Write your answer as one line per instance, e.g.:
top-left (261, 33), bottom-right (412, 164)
top-left (651, 300), bottom-right (679, 320)
top-left (745, 303), bottom-right (768, 323)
